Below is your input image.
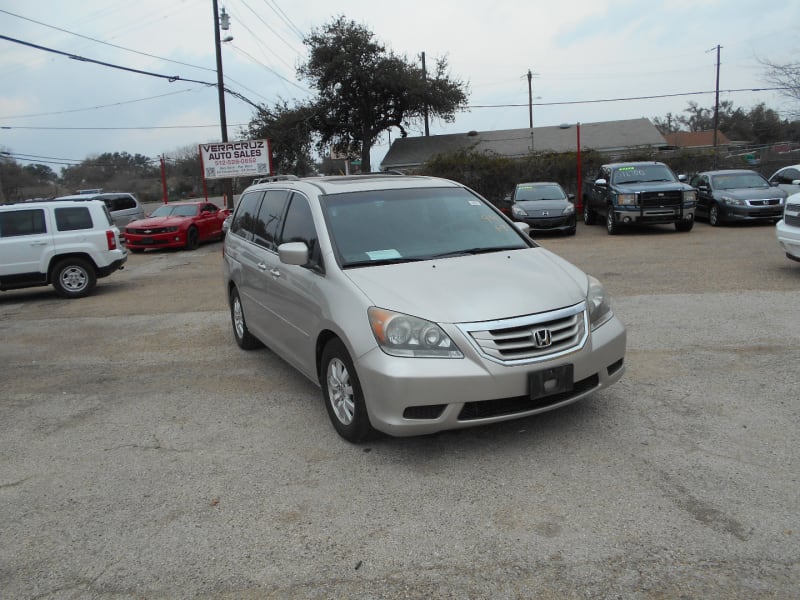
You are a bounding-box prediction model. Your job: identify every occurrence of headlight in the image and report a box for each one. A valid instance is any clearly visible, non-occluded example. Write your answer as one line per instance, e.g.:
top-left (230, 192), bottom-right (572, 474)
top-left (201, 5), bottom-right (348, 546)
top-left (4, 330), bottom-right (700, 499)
top-left (617, 193), bottom-right (636, 206)
top-left (720, 195), bottom-right (744, 206)
top-left (587, 276), bottom-right (613, 330)
top-left (511, 205), bottom-right (528, 218)
top-left (368, 307), bottom-right (463, 358)
top-left (563, 204), bottom-right (575, 215)
top-left (683, 190), bottom-right (696, 203)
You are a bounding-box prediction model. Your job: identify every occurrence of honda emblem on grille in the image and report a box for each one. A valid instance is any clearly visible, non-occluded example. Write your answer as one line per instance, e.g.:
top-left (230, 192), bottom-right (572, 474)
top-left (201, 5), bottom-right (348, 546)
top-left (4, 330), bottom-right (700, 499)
top-left (542, 211), bottom-right (549, 217)
top-left (533, 329), bottom-right (552, 348)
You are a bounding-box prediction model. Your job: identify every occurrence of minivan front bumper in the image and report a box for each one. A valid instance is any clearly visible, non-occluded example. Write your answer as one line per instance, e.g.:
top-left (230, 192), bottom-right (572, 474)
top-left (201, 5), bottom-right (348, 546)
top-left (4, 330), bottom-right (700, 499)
top-left (355, 314), bottom-right (626, 436)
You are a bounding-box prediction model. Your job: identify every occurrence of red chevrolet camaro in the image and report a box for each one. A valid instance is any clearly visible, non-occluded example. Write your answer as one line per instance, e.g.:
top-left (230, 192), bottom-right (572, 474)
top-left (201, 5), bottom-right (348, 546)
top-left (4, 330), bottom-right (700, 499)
top-left (125, 201), bottom-right (230, 252)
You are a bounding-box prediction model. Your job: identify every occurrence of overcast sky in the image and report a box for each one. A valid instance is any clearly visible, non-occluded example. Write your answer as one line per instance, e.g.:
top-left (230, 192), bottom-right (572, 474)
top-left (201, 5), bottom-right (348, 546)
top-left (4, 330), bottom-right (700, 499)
top-left (1, 0), bottom-right (797, 173)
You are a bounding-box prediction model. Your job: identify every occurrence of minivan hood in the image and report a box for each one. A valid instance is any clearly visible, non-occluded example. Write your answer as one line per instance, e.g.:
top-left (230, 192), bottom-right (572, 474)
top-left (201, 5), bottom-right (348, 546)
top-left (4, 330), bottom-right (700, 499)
top-left (342, 248), bottom-right (588, 323)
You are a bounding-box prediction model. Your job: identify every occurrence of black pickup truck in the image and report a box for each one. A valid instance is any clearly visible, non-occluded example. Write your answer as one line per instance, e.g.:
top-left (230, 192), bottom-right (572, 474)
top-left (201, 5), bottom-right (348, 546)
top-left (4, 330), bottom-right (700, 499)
top-left (582, 161), bottom-right (697, 234)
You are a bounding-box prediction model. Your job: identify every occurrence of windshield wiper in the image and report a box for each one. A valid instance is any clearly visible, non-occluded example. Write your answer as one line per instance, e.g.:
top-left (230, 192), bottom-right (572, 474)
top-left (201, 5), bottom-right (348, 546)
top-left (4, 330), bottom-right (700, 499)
top-left (430, 246), bottom-right (523, 258)
top-left (344, 257), bottom-right (428, 268)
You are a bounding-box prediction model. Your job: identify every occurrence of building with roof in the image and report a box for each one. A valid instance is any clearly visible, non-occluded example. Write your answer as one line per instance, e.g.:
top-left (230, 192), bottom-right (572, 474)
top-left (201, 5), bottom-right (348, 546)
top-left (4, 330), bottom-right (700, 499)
top-left (380, 118), bottom-right (668, 172)
top-left (663, 130), bottom-right (731, 150)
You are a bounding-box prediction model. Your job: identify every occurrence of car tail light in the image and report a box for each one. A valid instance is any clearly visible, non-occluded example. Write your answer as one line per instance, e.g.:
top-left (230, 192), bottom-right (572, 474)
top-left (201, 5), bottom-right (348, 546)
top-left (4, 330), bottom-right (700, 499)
top-left (106, 230), bottom-right (118, 250)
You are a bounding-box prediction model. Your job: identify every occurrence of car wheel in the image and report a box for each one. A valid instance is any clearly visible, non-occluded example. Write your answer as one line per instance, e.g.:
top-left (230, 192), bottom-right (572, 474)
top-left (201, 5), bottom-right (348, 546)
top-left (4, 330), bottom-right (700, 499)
top-left (320, 338), bottom-right (376, 443)
top-left (709, 204), bottom-right (722, 227)
top-left (229, 287), bottom-right (261, 350)
top-left (606, 207), bottom-right (620, 235)
top-left (583, 202), bottom-right (596, 225)
top-left (185, 226), bottom-right (200, 250)
top-left (52, 258), bottom-right (96, 299)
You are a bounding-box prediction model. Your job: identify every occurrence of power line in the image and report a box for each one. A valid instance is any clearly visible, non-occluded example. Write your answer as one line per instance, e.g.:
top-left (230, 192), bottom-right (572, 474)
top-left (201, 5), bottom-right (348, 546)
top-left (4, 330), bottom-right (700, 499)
top-left (1, 124), bottom-right (248, 131)
top-left (0, 7), bottom-right (216, 73)
top-left (261, 0), bottom-right (305, 40)
top-left (467, 87), bottom-right (792, 109)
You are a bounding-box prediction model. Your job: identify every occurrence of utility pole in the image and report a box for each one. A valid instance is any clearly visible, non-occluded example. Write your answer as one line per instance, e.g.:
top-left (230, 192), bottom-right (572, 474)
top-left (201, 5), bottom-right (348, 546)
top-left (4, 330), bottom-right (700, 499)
top-left (527, 69), bottom-right (539, 151)
top-left (421, 52), bottom-right (430, 137)
top-left (212, 0), bottom-right (234, 208)
top-left (712, 44), bottom-right (721, 169)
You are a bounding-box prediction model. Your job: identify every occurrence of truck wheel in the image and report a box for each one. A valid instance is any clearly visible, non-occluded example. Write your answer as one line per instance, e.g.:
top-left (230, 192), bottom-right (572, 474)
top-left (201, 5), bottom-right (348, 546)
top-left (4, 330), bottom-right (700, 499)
top-left (606, 208), bottom-right (620, 235)
top-left (675, 220), bottom-right (694, 232)
top-left (52, 258), bottom-right (97, 298)
top-left (583, 202), bottom-right (596, 225)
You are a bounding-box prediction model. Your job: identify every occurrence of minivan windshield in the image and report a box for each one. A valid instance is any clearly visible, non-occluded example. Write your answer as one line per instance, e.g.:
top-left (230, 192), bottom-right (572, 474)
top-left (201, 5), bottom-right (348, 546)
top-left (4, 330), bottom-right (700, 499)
top-left (321, 187), bottom-right (530, 267)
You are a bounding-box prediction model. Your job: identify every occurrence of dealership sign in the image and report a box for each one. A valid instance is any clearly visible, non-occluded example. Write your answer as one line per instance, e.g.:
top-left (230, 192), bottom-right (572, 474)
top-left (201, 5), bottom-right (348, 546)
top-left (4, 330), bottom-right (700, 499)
top-left (199, 139), bottom-right (272, 179)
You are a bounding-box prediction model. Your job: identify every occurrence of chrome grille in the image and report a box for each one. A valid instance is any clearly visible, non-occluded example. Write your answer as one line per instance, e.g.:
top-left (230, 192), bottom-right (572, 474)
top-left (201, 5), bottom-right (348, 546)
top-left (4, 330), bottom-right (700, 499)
top-left (748, 198), bottom-right (783, 206)
top-left (458, 303), bottom-right (588, 364)
top-left (785, 203), bottom-right (800, 227)
top-left (640, 190), bottom-right (682, 208)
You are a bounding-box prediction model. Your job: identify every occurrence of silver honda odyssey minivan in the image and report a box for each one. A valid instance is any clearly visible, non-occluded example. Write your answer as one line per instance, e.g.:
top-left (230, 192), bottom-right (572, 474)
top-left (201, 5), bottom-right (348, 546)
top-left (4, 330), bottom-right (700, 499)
top-left (223, 174), bottom-right (626, 442)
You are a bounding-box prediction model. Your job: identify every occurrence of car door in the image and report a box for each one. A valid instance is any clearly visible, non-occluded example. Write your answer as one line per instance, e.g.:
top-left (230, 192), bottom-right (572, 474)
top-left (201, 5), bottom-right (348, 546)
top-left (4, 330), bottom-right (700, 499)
top-left (0, 207), bottom-right (51, 280)
top-left (236, 190), bottom-right (290, 347)
top-left (693, 174), bottom-right (712, 216)
top-left (260, 192), bottom-right (323, 378)
top-left (195, 203), bottom-right (224, 240)
top-left (769, 167), bottom-right (800, 196)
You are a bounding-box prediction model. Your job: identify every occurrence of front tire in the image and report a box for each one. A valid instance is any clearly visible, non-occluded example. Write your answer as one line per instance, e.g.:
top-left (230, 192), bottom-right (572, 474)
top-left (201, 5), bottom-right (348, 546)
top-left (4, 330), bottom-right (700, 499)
top-left (320, 339), bottom-right (376, 443)
top-left (583, 202), bottom-right (596, 225)
top-left (675, 220), bottom-right (694, 232)
top-left (185, 226), bottom-right (200, 250)
top-left (52, 258), bottom-right (97, 298)
top-left (229, 287), bottom-right (261, 350)
top-left (709, 204), bottom-right (722, 227)
top-left (606, 207), bottom-right (620, 235)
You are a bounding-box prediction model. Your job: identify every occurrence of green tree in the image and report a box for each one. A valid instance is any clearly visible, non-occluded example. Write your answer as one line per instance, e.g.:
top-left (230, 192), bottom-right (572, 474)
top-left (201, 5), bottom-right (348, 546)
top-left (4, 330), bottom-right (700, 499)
top-left (761, 57), bottom-right (800, 117)
top-left (298, 16), bottom-right (469, 171)
top-left (243, 101), bottom-right (317, 176)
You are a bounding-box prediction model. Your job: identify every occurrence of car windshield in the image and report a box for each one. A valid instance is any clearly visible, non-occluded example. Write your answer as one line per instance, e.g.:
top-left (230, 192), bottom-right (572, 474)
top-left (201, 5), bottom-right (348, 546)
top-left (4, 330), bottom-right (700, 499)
top-left (612, 164), bottom-right (676, 184)
top-left (321, 187), bottom-right (529, 268)
top-left (711, 173), bottom-right (769, 190)
top-left (150, 205), bottom-right (198, 217)
top-left (515, 184), bottom-right (566, 201)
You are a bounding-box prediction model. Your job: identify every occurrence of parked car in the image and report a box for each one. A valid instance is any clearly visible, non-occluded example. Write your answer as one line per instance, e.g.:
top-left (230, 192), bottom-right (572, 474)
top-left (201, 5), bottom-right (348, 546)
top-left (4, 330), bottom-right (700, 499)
top-left (690, 169), bottom-right (787, 226)
top-left (768, 164), bottom-right (800, 196)
top-left (776, 192), bottom-right (800, 262)
top-left (510, 182), bottom-right (576, 235)
top-left (223, 174), bottom-right (626, 442)
top-left (55, 192), bottom-right (145, 230)
top-left (124, 201), bottom-right (229, 252)
top-left (0, 199), bottom-right (127, 298)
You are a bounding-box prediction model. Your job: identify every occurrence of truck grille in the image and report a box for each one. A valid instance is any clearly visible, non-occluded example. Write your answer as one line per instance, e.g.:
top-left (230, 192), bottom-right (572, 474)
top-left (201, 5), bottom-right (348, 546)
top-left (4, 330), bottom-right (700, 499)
top-left (640, 190), bottom-right (682, 208)
top-left (458, 303), bottom-right (587, 364)
top-left (785, 203), bottom-right (800, 227)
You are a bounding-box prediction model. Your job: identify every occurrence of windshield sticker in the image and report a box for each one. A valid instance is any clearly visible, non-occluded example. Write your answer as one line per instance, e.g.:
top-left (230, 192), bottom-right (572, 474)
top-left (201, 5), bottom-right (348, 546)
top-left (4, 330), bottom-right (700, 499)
top-left (468, 200), bottom-right (481, 206)
top-left (366, 249), bottom-right (402, 260)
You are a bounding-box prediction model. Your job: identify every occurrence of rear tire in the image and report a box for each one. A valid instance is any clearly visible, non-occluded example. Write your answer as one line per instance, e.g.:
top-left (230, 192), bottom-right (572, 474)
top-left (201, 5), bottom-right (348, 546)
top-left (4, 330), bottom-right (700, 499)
top-left (320, 338), bottom-right (376, 443)
top-left (52, 258), bottom-right (96, 299)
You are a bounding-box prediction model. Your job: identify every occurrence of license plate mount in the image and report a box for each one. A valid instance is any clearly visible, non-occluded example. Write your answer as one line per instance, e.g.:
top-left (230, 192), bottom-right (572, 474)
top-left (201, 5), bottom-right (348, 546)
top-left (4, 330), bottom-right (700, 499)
top-left (529, 365), bottom-right (574, 400)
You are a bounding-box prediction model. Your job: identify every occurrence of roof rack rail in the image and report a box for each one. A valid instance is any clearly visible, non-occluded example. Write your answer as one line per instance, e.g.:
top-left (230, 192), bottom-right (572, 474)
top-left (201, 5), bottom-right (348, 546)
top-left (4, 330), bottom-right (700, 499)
top-left (252, 174), bottom-right (299, 184)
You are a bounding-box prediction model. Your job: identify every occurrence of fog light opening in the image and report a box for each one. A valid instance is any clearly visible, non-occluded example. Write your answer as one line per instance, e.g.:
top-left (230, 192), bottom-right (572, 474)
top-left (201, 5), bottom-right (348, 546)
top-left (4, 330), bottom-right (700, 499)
top-left (623, 216), bottom-right (632, 223)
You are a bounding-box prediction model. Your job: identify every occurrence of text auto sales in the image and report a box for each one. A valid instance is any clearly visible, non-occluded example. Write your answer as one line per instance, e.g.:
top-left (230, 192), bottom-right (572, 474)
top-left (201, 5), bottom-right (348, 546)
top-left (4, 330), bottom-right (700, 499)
top-left (203, 141), bottom-right (265, 161)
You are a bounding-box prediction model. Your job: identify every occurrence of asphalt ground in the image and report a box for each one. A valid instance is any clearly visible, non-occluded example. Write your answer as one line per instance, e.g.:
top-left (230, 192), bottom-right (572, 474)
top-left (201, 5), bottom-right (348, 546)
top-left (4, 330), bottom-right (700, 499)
top-left (1, 216), bottom-right (798, 599)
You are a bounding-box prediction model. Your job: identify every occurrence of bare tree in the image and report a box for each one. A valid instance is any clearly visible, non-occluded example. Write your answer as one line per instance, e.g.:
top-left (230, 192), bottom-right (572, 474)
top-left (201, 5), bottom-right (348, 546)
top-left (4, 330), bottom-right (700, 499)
top-left (761, 57), bottom-right (800, 117)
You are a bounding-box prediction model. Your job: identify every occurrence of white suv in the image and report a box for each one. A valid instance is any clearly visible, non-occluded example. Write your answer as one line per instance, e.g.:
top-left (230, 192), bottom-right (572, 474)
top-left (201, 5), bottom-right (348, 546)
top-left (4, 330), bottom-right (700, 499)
top-left (0, 199), bottom-right (127, 298)
top-left (777, 192), bottom-right (800, 262)
top-left (223, 175), bottom-right (626, 442)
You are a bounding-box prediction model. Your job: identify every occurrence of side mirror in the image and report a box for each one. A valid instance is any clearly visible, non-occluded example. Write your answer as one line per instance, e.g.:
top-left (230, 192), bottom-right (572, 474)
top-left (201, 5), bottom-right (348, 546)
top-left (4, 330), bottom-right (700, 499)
top-left (514, 222), bottom-right (531, 235)
top-left (567, 193), bottom-right (575, 200)
top-left (792, 179), bottom-right (800, 185)
top-left (595, 178), bottom-right (608, 187)
top-left (278, 241), bottom-right (309, 266)
top-left (678, 174), bottom-right (687, 182)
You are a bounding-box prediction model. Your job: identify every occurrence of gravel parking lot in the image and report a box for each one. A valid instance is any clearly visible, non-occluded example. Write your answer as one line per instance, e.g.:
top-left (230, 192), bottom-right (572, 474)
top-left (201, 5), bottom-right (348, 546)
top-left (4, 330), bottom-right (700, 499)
top-left (1, 218), bottom-right (798, 599)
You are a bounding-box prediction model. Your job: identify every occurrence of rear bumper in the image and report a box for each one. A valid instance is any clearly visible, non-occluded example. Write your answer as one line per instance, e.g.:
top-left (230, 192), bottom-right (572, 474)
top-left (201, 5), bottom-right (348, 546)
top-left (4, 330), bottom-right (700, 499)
top-left (97, 253), bottom-right (128, 278)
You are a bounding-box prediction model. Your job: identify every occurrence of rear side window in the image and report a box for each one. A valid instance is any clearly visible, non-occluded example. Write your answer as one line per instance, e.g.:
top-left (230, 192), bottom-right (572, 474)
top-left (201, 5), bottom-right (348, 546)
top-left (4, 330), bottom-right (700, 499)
top-left (253, 190), bottom-right (289, 250)
top-left (55, 206), bottom-right (94, 231)
top-left (0, 209), bottom-right (47, 237)
top-left (106, 195), bottom-right (138, 211)
top-left (230, 191), bottom-right (263, 239)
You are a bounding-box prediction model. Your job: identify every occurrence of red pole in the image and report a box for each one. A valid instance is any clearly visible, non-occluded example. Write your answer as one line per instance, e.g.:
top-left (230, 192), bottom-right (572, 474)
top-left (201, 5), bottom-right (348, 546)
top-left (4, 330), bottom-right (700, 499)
top-left (576, 122), bottom-right (583, 213)
top-left (160, 155), bottom-right (169, 204)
